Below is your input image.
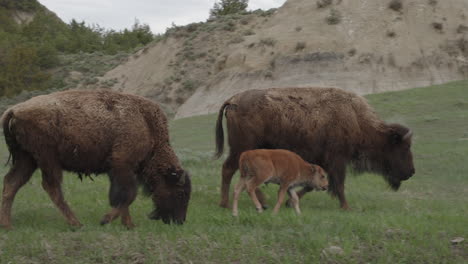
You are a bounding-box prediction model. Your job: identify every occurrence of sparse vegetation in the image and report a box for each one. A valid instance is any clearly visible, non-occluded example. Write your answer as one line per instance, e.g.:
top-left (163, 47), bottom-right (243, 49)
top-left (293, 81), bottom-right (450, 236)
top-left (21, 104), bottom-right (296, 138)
top-left (317, 0), bottom-right (333, 9)
top-left (229, 35), bottom-right (245, 44)
top-left (388, 0), bottom-right (403, 12)
top-left (295, 41), bottom-right (306, 52)
top-left (457, 24), bottom-right (468, 34)
top-left (295, 26), bottom-right (302, 32)
top-left (326, 9), bottom-right (342, 25)
top-left (428, 0), bottom-right (438, 6)
top-left (432, 22), bottom-right (443, 32)
top-left (386, 31), bottom-right (396, 38)
top-left (348, 48), bottom-right (357, 57)
top-left (242, 29), bottom-right (255, 36)
top-left (259, 37), bottom-right (276, 47)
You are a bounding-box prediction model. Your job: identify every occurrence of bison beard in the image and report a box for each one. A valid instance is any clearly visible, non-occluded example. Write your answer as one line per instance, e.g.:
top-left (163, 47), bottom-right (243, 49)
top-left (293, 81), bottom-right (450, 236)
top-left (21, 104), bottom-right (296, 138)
top-left (215, 87), bottom-right (415, 210)
top-left (0, 89), bottom-right (191, 229)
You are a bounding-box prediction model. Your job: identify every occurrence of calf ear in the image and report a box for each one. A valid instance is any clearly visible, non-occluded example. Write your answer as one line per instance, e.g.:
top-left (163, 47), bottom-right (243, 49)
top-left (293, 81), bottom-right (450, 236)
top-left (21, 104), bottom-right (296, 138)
top-left (309, 165), bottom-right (316, 173)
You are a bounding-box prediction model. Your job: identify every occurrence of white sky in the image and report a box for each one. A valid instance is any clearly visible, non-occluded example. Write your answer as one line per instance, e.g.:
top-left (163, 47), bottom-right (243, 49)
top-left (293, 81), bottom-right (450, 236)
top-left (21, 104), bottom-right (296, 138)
top-left (38, 0), bottom-right (287, 34)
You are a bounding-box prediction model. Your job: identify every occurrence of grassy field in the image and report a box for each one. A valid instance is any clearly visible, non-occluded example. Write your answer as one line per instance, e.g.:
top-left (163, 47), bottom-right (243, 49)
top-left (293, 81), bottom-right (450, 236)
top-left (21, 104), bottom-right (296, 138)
top-left (0, 81), bottom-right (467, 263)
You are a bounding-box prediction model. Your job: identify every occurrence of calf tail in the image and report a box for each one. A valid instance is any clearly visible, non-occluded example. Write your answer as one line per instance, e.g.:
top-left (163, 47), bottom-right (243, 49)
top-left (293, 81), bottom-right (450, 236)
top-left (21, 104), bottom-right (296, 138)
top-left (1, 110), bottom-right (18, 166)
top-left (214, 102), bottom-right (230, 159)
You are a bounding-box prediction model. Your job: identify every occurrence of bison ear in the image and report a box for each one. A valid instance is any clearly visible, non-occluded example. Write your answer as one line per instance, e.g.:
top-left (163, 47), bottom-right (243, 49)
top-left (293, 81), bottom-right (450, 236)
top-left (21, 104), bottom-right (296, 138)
top-left (176, 172), bottom-right (186, 186)
top-left (389, 131), bottom-right (403, 145)
top-left (175, 170), bottom-right (189, 186)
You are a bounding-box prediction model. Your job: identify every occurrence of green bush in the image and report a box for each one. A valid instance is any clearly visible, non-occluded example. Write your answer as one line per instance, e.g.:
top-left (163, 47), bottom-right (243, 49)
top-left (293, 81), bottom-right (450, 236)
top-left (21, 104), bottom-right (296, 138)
top-left (210, 0), bottom-right (249, 18)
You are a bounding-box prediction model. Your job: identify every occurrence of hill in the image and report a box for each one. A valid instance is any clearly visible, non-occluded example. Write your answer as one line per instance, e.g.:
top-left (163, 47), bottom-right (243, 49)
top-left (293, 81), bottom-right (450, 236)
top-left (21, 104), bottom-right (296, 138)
top-left (0, 0), bottom-right (154, 112)
top-left (94, 0), bottom-right (468, 118)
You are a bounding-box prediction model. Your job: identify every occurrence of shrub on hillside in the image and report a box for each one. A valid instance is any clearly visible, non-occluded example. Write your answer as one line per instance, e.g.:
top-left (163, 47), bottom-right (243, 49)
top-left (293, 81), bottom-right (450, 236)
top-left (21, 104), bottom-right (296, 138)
top-left (326, 9), bottom-right (342, 25)
top-left (317, 0), bottom-right (333, 9)
top-left (210, 0), bottom-right (248, 18)
top-left (388, 0), bottom-right (403, 12)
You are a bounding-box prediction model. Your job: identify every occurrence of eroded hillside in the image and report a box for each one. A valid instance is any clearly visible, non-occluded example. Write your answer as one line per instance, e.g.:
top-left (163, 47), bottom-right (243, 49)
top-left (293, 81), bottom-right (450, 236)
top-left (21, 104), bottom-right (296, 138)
top-left (95, 0), bottom-right (468, 118)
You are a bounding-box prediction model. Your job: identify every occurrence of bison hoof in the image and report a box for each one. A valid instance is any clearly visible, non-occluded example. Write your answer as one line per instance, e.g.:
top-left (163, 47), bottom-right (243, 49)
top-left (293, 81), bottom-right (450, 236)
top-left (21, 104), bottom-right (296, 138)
top-left (124, 223), bottom-right (136, 229)
top-left (219, 202), bottom-right (230, 209)
top-left (285, 200), bottom-right (293, 208)
top-left (100, 218), bottom-right (111, 225)
top-left (261, 204), bottom-right (269, 210)
top-left (0, 223), bottom-right (12, 230)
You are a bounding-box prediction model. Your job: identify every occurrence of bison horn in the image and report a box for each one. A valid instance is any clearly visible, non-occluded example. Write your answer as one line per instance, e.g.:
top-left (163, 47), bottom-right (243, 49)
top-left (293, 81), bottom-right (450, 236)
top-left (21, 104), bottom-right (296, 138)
top-left (403, 130), bottom-right (413, 141)
top-left (177, 173), bottom-right (186, 186)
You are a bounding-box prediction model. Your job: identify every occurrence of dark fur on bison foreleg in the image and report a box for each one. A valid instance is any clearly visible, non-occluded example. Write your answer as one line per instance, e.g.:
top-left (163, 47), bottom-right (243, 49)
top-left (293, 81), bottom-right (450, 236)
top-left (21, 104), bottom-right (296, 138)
top-left (327, 162), bottom-right (350, 210)
top-left (101, 168), bottom-right (138, 228)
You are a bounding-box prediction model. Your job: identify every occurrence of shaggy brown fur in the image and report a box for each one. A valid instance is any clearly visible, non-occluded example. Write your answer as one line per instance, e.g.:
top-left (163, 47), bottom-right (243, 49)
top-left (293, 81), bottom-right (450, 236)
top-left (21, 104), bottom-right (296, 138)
top-left (215, 87), bottom-right (415, 210)
top-left (0, 89), bottom-right (191, 229)
top-left (232, 149), bottom-right (328, 216)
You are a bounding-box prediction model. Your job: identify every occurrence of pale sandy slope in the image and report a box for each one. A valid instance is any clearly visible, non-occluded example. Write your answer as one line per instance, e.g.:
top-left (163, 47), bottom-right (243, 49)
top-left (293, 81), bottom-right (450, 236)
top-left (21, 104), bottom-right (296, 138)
top-left (98, 0), bottom-right (468, 118)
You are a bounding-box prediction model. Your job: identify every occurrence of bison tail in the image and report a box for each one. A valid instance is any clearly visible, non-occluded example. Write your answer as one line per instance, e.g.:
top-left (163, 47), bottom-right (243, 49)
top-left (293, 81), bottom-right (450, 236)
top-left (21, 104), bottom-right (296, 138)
top-left (214, 102), bottom-right (229, 159)
top-left (1, 110), bottom-right (18, 166)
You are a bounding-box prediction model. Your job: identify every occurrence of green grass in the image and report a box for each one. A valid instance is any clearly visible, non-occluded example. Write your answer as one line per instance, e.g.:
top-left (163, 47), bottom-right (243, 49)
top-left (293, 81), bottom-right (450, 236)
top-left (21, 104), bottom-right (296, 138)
top-left (1, 81), bottom-right (467, 263)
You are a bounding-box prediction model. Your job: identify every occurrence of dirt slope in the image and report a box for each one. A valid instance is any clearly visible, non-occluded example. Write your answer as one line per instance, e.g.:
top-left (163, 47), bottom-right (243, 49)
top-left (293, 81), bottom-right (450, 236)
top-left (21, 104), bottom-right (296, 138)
top-left (97, 0), bottom-right (468, 118)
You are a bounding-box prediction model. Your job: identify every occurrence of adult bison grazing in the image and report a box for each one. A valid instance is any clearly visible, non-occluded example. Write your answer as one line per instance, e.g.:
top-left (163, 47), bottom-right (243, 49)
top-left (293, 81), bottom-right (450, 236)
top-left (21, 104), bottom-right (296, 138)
top-left (215, 87), bottom-right (415, 210)
top-left (0, 90), bottom-right (191, 229)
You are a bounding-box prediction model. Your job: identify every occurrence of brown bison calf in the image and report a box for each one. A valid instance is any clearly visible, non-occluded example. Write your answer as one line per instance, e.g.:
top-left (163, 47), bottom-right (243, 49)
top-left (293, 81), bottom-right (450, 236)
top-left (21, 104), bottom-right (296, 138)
top-left (0, 90), bottom-right (191, 229)
top-left (232, 149), bottom-right (328, 216)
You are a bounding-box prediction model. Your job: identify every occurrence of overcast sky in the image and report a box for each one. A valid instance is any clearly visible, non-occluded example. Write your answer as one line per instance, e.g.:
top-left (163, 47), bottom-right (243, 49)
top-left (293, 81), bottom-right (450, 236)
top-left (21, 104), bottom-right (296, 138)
top-left (38, 0), bottom-right (287, 34)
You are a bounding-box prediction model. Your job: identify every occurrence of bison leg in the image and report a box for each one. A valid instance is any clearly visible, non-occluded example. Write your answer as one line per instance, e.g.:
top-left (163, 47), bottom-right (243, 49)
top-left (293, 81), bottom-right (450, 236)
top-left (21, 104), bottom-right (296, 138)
top-left (101, 167), bottom-right (137, 228)
top-left (41, 166), bottom-right (82, 227)
top-left (100, 208), bottom-right (121, 225)
top-left (326, 162), bottom-right (349, 210)
top-left (0, 152), bottom-right (36, 229)
top-left (220, 154), bottom-right (239, 208)
top-left (120, 207), bottom-right (135, 229)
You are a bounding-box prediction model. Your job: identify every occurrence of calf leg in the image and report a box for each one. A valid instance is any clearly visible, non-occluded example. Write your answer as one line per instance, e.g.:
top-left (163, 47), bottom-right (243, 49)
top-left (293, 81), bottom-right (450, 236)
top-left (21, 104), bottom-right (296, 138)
top-left (288, 189), bottom-right (301, 215)
top-left (272, 185), bottom-right (289, 214)
top-left (41, 166), bottom-right (82, 227)
top-left (232, 179), bottom-right (246, 216)
top-left (246, 182), bottom-right (263, 213)
top-left (286, 186), bottom-right (314, 208)
top-left (101, 167), bottom-right (137, 228)
top-left (0, 152), bottom-right (36, 229)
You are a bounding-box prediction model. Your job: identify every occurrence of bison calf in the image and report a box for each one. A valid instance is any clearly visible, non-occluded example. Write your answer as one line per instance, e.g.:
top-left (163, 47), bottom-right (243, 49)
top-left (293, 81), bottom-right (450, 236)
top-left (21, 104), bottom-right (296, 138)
top-left (232, 149), bottom-right (328, 216)
top-left (0, 90), bottom-right (191, 229)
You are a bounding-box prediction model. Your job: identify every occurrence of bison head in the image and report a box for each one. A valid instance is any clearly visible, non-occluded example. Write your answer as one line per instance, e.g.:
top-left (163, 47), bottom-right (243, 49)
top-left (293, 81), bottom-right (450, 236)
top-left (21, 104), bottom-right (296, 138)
top-left (149, 169), bottom-right (191, 224)
top-left (380, 124), bottom-right (415, 190)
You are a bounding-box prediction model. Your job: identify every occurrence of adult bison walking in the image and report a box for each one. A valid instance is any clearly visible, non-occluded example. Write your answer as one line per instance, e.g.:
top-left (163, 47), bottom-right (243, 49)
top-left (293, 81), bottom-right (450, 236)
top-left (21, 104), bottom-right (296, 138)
top-left (215, 87), bottom-right (414, 209)
top-left (0, 90), bottom-right (191, 229)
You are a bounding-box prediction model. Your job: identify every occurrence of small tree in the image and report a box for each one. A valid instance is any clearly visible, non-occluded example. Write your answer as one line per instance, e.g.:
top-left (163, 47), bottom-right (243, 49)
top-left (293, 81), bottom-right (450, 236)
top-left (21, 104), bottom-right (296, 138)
top-left (210, 0), bottom-right (248, 18)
